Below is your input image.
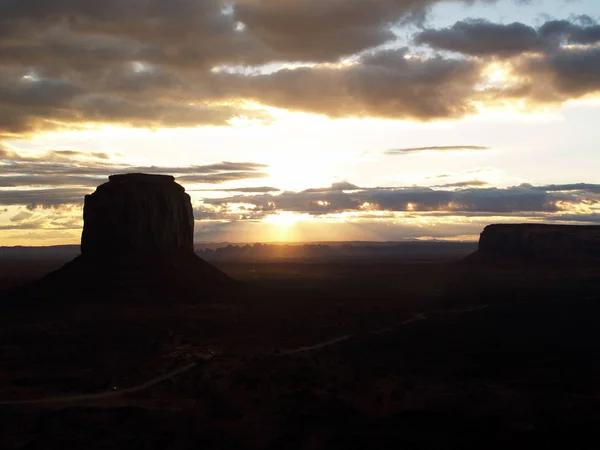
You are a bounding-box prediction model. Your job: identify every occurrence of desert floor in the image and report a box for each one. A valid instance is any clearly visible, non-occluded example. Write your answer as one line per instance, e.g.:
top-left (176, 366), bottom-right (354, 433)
top-left (1, 259), bottom-right (600, 449)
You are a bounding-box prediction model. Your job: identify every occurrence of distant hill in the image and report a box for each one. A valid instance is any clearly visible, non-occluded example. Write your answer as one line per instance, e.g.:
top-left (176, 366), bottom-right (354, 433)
top-left (0, 245), bottom-right (81, 261)
top-left (195, 241), bottom-right (477, 262)
top-left (0, 241), bottom-right (477, 264)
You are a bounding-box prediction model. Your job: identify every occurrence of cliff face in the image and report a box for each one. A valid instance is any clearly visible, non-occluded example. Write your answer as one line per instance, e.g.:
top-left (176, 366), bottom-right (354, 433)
top-left (475, 224), bottom-right (600, 263)
top-left (81, 174), bottom-right (194, 256)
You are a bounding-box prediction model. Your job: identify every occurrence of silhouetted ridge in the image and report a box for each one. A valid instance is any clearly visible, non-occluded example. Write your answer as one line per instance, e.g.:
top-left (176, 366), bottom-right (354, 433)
top-left (466, 223), bottom-right (600, 265)
top-left (11, 173), bottom-right (234, 304)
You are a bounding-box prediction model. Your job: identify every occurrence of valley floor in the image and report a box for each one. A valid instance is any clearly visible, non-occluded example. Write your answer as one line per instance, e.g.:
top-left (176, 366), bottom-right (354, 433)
top-left (1, 261), bottom-right (600, 449)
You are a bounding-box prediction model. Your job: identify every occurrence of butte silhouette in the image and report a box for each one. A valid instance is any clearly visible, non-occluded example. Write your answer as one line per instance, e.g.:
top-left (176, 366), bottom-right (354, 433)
top-left (16, 174), bottom-right (233, 304)
top-left (466, 223), bottom-right (600, 265)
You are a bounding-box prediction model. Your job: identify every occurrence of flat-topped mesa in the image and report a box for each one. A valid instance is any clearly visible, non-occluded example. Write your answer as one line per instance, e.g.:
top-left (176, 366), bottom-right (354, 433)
top-left (81, 173), bottom-right (195, 256)
top-left (474, 223), bottom-right (600, 263)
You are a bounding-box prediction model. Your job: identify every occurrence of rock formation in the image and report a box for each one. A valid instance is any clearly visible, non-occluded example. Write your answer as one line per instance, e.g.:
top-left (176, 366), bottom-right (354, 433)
top-left (81, 174), bottom-right (195, 256)
top-left (467, 224), bottom-right (600, 264)
top-left (16, 173), bottom-right (234, 304)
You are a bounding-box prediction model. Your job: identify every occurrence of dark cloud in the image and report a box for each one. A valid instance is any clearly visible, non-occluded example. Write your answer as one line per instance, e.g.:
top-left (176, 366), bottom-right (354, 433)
top-left (9, 211), bottom-right (34, 223)
top-left (548, 213), bottom-right (600, 224)
top-left (213, 47), bottom-right (481, 120)
top-left (205, 188), bottom-right (361, 215)
top-left (412, 17), bottom-right (600, 107)
top-left (303, 181), bottom-right (361, 193)
top-left (0, 2), bottom-right (598, 135)
top-left (177, 172), bottom-right (269, 184)
top-left (67, 95), bottom-right (249, 129)
top-left (0, 188), bottom-right (91, 209)
top-left (0, 161), bottom-right (268, 178)
top-left (52, 150), bottom-right (110, 159)
top-left (0, 150), bottom-right (268, 179)
top-left (0, 175), bottom-right (105, 188)
top-left (0, 90), bottom-right (267, 135)
top-left (0, 149), bottom-right (270, 205)
top-left (521, 46), bottom-right (600, 99)
top-left (204, 183), bottom-right (594, 215)
top-left (415, 17), bottom-right (600, 56)
top-left (234, 0), bottom-right (399, 61)
top-left (3, 180), bottom-right (599, 235)
top-left (0, 1), bottom-right (268, 68)
top-left (434, 180), bottom-right (491, 188)
top-left (480, 45), bottom-right (600, 107)
top-left (0, 76), bottom-right (82, 108)
top-left (538, 16), bottom-right (600, 45)
top-left (415, 20), bottom-right (542, 56)
top-left (193, 206), bottom-right (224, 221)
top-left (385, 145), bottom-right (489, 155)
top-left (192, 186), bottom-right (281, 193)
top-left (0, 148), bottom-right (112, 163)
top-left (447, 186), bottom-right (563, 213)
top-left (233, 0), bottom-right (507, 61)
top-left (0, 0), bottom-right (506, 134)
top-left (0, 0), bottom-right (500, 66)
top-left (535, 183), bottom-right (600, 193)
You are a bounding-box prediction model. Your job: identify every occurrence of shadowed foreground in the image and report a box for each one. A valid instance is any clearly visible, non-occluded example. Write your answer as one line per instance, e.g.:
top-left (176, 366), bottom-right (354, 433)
top-left (1, 260), bottom-right (600, 449)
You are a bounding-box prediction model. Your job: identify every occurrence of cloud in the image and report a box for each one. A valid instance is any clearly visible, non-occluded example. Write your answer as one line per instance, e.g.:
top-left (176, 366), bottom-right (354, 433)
top-left (519, 46), bottom-right (600, 100)
top-left (0, 0), bottom-right (496, 67)
top-left (192, 186), bottom-right (280, 193)
top-left (9, 210), bottom-right (33, 222)
top-left (0, 175), bottom-right (106, 188)
top-left (4, 180), bottom-right (599, 238)
top-left (415, 16), bottom-right (600, 57)
top-left (233, 0), bottom-right (399, 61)
top-left (0, 4), bottom-right (599, 136)
top-left (177, 172), bottom-right (269, 184)
top-left (538, 16), bottom-right (600, 45)
top-left (0, 149), bottom-right (268, 183)
top-left (411, 17), bottom-right (600, 109)
top-left (415, 20), bottom-right (542, 56)
top-left (0, 77), bottom-right (269, 135)
top-left (0, 188), bottom-right (91, 209)
top-left (0, 0), bottom-right (454, 134)
top-left (473, 45), bottom-right (600, 108)
top-left (51, 150), bottom-right (110, 160)
top-left (547, 213), bottom-right (600, 224)
top-left (213, 47), bottom-right (482, 120)
top-left (0, 1), bottom-right (269, 69)
top-left (535, 183), bottom-right (600, 193)
top-left (303, 181), bottom-right (361, 193)
top-left (0, 167), bottom-right (268, 188)
top-left (0, 148), bottom-right (113, 163)
top-left (412, 18), bottom-right (600, 109)
top-left (0, 149), bottom-right (271, 206)
top-left (385, 145), bottom-right (489, 155)
top-left (203, 182), bottom-right (597, 215)
top-left (434, 180), bottom-right (491, 188)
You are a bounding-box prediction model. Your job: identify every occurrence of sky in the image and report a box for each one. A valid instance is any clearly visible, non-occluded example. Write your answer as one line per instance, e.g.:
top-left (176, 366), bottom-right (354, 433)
top-left (1, 0), bottom-right (600, 245)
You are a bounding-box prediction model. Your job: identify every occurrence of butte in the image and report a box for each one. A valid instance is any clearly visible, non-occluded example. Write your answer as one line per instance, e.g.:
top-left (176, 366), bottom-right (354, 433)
top-left (14, 174), bottom-right (234, 304)
top-left (466, 223), bottom-right (600, 265)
